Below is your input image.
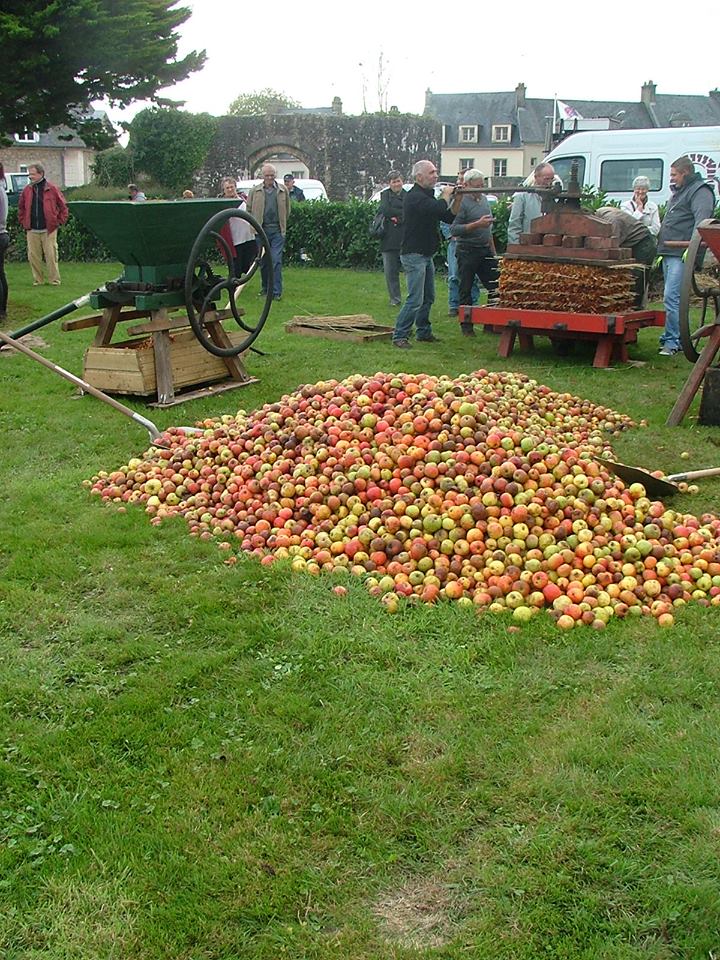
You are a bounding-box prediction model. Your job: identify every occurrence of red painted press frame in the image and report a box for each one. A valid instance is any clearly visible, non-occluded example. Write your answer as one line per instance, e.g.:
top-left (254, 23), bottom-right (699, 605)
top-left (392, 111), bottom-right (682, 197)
top-left (462, 306), bottom-right (665, 368)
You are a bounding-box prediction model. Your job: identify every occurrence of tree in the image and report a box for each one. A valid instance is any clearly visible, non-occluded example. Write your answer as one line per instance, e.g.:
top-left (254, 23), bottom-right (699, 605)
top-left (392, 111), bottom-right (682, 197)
top-left (0, 0), bottom-right (205, 145)
top-left (92, 145), bottom-right (136, 188)
top-left (129, 108), bottom-right (217, 191)
top-left (228, 89), bottom-right (300, 117)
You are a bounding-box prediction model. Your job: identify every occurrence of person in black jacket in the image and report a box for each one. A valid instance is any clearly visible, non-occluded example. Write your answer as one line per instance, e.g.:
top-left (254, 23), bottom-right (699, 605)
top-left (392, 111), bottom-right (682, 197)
top-left (392, 160), bottom-right (459, 348)
top-left (378, 171), bottom-right (405, 305)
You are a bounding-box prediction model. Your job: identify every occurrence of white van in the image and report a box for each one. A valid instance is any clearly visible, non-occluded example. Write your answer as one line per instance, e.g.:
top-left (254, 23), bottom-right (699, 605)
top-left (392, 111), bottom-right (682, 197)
top-left (544, 126), bottom-right (720, 205)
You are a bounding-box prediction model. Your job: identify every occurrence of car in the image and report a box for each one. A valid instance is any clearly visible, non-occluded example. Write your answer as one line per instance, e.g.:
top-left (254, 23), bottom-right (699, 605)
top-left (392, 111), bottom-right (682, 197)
top-left (2, 171), bottom-right (30, 207)
top-left (235, 177), bottom-right (328, 201)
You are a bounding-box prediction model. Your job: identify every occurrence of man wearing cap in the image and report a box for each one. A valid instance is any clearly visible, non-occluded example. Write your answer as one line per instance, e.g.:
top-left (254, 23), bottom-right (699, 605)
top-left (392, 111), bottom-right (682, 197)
top-left (283, 175), bottom-right (305, 202)
top-left (246, 163), bottom-right (291, 300)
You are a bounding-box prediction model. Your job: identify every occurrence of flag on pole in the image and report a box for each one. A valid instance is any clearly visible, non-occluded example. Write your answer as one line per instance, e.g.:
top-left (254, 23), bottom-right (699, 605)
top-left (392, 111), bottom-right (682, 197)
top-left (557, 100), bottom-right (583, 120)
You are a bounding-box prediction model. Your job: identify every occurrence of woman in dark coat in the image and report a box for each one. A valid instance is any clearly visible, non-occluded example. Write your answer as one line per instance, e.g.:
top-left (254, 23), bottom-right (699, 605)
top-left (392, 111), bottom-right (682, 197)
top-left (378, 170), bottom-right (406, 306)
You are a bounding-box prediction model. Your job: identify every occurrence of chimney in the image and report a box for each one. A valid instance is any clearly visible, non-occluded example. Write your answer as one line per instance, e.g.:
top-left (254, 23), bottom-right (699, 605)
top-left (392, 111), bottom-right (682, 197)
top-left (424, 88), bottom-right (433, 114)
top-left (331, 96), bottom-right (343, 116)
top-left (515, 82), bottom-right (526, 108)
top-left (641, 81), bottom-right (656, 105)
top-left (710, 88), bottom-right (720, 102)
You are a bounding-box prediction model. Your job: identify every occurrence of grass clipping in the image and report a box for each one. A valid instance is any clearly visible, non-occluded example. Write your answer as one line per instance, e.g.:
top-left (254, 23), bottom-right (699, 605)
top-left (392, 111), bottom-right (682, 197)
top-left (88, 369), bottom-right (720, 628)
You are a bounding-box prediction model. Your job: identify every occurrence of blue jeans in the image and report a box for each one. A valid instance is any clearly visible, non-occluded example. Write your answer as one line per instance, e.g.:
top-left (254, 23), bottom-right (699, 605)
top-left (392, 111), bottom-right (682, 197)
top-left (382, 250), bottom-right (402, 304)
top-left (447, 239), bottom-right (479, 310)
top-left (661, 255), bottom-right (684, 350)
top-left (393, 254), bottom-right (435, 342)
top-left (260, 229), bottom-right (285, 296)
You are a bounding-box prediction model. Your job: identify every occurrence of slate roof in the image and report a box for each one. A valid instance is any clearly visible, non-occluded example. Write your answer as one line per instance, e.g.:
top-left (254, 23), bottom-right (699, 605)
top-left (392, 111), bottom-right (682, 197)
top-left (426, 89), bottom-right (720, 146)
top-left (649, 94), bottom-right (720, 127)
top-left (9, 110), bottom-right (109, 149)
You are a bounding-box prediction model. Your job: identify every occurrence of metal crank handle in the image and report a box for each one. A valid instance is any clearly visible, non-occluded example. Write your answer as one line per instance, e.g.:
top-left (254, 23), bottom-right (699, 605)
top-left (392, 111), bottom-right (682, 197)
top-left (9, 283), bottom-right (121, 340)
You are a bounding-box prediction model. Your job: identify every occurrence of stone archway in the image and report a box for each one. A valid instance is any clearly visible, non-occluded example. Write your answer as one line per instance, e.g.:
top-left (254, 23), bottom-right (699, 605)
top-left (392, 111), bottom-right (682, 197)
top-left (245, 141), bottom-right (320, 180)
top-left (200, 114), bottom-right (441, 200)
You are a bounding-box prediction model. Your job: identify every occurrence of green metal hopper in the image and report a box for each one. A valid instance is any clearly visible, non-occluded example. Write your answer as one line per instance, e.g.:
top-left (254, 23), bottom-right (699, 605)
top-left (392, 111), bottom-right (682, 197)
top-left (69, 199), bottom-right (240, 309)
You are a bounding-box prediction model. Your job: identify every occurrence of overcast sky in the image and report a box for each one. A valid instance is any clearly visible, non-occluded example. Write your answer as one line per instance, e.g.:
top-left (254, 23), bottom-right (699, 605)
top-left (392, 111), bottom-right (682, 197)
top-left (106, 0), bottom-right (720, 126)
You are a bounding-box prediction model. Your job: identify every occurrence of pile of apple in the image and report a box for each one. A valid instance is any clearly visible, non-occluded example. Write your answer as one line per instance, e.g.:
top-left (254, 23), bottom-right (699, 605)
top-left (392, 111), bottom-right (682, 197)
top-left (88, 370), bottom-right (720, 627)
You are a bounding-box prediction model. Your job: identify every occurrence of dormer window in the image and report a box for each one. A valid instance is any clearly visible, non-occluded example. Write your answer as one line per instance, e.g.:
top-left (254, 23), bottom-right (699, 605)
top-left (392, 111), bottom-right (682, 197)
top-left (492, 124), bottom-right (511, 143)
top-left (459, 125), bottom-right (478, 143)
top-left (15, 129), bottom-right (40, 144)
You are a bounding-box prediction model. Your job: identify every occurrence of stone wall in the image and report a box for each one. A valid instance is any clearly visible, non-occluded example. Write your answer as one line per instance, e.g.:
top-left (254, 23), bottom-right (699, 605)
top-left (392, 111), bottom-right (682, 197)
top-left (197, 113), bottom-right (441, 200)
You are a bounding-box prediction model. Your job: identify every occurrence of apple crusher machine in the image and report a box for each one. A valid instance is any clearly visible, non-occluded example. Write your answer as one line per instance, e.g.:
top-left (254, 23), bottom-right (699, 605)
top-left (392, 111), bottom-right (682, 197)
top-left (1, 199), bottom-right (274, 410)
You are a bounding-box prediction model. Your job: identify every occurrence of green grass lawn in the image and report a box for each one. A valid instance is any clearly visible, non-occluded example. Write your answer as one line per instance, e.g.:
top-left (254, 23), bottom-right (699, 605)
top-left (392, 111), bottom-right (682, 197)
top-left (2, 262), bottom-right (720, 959)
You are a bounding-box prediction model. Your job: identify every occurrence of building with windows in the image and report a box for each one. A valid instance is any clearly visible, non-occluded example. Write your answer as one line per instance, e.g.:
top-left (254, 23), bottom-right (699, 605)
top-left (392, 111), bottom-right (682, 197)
top-left (425, 82), bottom-right (720, 185)
top-left (0, 119), bottom-right (105, 189)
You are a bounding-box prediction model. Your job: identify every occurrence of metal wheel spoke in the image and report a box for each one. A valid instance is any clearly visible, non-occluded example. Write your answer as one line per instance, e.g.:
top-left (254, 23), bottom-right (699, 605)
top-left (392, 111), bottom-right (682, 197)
top-left (184, 208), bottom-right (273, 357)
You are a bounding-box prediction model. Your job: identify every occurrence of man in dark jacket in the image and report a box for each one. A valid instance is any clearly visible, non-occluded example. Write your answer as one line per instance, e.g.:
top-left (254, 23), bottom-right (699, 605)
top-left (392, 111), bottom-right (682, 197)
top-left (283, 174), bottom-right (305, 202)
top-left (378, 171), bottom-right (405, 306)
top-left (17, 162), bottom-right (68, 285)
top-left (392, 160), bottom-right (459, 348)
top-left (656, 156), bottom-right (715, 356)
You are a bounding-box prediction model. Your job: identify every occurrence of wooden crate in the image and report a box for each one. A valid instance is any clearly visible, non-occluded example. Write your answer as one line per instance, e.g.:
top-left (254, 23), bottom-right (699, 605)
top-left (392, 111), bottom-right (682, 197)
top-left (83, 327), bottom-right (245, 396)
top-left (285, 314), bottom-right (393, 343)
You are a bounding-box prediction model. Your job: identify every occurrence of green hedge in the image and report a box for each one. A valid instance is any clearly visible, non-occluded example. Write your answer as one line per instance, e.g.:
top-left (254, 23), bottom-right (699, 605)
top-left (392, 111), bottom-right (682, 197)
top-left (285, 197), bottom-right (512, 270)
top-left (4, 207), bottom-right (114, 263)
top-left (5, 196), bottom-right (717, 269)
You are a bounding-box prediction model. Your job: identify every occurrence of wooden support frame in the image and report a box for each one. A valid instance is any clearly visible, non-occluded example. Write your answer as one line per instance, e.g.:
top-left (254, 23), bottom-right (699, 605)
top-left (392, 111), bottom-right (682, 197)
top-left (466, 306), bottom-right (665, 368)
top-left (666, 325), bottom-right (720, 426)
top-left (69, 304), bottom-right (255, 405)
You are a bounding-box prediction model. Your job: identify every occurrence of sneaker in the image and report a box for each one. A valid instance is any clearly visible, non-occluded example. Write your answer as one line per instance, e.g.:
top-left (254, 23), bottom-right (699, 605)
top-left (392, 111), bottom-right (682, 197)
top-left (448, 308), bottom-right (458, 317)
top-left (658, 345), bottom-right (680, 356)
top-left (50, 280), bottom-right (61, 286)
top-left (273, 294), bottom-right (282, 301)
top-left (390, 300), bottom-right (401, 307)
top-left (417, 334), bottom-right (441, 343)
top-left (258, 290), bottom-right (267, 297)
top-left (33, 281), bottom-right (43, 286)
top-left (392, 339), bottom-right (412, 349)
top-left (461, 327), bottom-right (476, 337)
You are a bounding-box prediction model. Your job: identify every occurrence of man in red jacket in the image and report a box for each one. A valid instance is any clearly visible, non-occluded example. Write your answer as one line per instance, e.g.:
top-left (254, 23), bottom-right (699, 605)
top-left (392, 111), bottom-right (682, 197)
top-left (18, 163), bottom-right (69, 285)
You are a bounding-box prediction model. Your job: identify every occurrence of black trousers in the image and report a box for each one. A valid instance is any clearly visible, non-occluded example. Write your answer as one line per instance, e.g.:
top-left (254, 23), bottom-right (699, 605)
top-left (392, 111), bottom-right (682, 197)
top-left (233, 239), bottom-right (259, 278)
top-left (457, 245), bottom-right (499, 332)
top-left (0, 232), bottom-right (9, 314)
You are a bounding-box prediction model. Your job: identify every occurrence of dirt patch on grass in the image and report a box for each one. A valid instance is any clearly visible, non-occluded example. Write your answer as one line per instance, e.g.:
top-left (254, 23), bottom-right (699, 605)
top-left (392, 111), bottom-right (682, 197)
top-left (373, 874), bottom-right (458, 949)
top-left (0, 333), bottom-right (49, 355)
